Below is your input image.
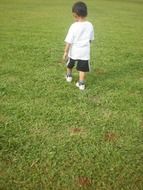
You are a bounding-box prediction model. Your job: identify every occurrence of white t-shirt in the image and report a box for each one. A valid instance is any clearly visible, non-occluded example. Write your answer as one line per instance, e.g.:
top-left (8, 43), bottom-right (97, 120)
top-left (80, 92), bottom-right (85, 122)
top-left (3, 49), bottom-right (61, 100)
top-left (65, 21), bottom-right (94, 60)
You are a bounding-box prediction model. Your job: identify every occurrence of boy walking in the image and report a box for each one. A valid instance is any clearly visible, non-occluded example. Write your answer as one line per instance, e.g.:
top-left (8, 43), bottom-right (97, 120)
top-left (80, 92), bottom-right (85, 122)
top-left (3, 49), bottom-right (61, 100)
top-left (63, 1), bottom-right (94, 90)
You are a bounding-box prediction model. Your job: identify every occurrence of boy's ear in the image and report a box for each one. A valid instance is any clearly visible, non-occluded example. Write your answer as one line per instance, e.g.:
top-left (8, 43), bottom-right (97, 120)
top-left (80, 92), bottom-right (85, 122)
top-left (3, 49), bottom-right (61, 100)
top-left (73, 13), bottom-right (78, 19)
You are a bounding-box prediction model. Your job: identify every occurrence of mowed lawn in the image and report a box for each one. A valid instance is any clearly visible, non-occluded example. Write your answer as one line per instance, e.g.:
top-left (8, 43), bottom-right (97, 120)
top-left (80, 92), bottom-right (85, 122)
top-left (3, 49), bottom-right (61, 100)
top-left (0, 0), bottom-right (143, 189)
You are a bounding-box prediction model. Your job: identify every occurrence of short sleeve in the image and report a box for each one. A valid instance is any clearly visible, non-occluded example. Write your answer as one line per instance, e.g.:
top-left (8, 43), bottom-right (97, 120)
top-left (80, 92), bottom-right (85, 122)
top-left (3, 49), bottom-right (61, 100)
top-left (90, 25), bottom-right (94, 41)
top-left (65, 24), bottom-right (74, 44)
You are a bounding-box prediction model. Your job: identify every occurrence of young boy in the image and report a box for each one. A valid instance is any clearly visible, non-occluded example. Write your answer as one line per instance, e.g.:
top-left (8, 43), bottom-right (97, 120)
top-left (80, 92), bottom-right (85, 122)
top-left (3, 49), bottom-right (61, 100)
top-left (63, 1), bottom-right (94, 90)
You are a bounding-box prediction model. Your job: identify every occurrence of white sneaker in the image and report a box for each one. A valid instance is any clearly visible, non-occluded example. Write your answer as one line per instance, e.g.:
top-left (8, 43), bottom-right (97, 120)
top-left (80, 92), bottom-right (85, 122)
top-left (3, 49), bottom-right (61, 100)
top-left (76, 82), bottom-right (85, 90)
top-left (66, 76), bottom-right (72, 82)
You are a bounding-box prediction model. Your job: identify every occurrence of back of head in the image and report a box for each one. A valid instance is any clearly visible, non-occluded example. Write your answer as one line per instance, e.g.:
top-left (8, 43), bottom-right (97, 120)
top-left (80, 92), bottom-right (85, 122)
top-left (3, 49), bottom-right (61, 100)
top-left (72, 1), bottom-right (88, 17)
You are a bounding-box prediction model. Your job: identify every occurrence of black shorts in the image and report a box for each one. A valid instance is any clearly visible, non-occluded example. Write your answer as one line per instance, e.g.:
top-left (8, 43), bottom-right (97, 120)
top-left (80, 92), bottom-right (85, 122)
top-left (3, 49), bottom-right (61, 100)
top-left (66, 58), bottom-right (90, 72)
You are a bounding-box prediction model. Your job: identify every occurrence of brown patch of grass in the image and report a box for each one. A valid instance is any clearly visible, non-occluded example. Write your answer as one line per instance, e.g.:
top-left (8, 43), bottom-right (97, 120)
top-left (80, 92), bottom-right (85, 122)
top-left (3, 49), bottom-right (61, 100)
top-left (76, 176), bottom-right (93, 187)
top-left (95, 68), bottom-right (107, 75)
top-left (104, 131), bottom-right (119, 143)
top-left (70, 128), bottom-right (87, 137)
top-left (72, 128), bottom-right (82, 133)
top-left (70, 128), bottom-right (82, 136)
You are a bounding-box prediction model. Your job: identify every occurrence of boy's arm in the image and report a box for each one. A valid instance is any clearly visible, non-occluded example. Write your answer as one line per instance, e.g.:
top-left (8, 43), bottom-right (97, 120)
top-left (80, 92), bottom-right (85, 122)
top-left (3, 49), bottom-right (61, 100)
top-left (63, 43), bottom-right (71, 61)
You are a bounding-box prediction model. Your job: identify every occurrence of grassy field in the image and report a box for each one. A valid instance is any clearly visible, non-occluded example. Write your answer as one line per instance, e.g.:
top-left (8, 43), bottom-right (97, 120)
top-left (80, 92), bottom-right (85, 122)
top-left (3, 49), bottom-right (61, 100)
top-left (0, 0), bottom-right (143, 189)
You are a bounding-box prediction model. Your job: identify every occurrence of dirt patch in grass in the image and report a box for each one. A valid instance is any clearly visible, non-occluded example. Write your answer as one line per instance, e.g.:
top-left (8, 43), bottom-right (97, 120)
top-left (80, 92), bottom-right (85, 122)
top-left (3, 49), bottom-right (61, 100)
top-left (104, 131), bottom-right (119, 143)
top-left (95, 68), bottom-right (107, 75)
top-left (70, 128), bottom-right (87, 137)
top-left (76, 176), bottom-right (93, 187)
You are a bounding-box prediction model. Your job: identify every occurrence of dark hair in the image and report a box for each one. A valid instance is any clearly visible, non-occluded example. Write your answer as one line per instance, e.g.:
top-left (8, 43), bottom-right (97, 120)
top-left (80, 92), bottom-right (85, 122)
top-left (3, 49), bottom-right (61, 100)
top-left (72, 1), bottom-right (88, 17)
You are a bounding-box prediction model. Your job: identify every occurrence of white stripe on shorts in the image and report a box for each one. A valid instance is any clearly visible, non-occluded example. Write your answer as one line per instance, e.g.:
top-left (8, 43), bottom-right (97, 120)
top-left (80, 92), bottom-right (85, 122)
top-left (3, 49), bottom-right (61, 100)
top-left (88, 60), bottom-right (91, 72)
top-left (66, 58), bottom-right (70, 67)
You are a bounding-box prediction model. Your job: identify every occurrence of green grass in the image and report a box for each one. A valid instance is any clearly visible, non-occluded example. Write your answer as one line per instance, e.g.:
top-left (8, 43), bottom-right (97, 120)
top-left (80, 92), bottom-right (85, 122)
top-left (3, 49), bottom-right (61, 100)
top-left (0, 0), bottom-right (143, 189)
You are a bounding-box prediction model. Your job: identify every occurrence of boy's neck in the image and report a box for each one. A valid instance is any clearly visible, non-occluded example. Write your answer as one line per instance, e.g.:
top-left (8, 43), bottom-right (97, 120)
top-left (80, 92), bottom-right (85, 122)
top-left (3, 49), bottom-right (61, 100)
top-left (77, 17), bottom-right (86, 22)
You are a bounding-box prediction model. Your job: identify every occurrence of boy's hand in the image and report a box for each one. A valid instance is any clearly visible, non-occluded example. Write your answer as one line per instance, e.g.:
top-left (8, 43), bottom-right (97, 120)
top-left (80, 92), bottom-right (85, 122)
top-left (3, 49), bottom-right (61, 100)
top-left (63, 43), bottom-right (71, 62)
top-left (63, 52), bottom-right (68, 61)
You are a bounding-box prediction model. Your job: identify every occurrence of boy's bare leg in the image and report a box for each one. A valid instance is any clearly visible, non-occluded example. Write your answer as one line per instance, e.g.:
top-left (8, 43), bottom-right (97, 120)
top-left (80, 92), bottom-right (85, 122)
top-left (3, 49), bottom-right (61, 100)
top-left (76, 71), bottom-right (86, 90)
top-left (66, 68), bottom-right (73, 82)
top-left (67, 68), bottom-right (72, 76)
top-left (79, 71), bottom-right (85, 83)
